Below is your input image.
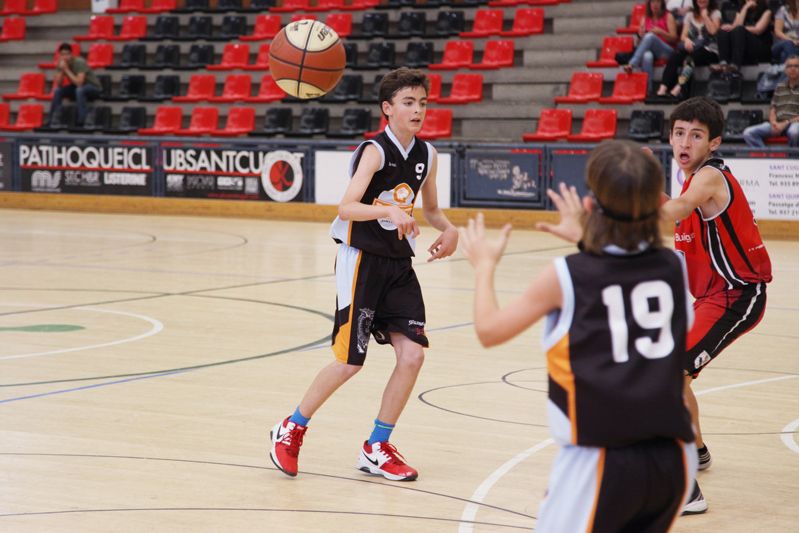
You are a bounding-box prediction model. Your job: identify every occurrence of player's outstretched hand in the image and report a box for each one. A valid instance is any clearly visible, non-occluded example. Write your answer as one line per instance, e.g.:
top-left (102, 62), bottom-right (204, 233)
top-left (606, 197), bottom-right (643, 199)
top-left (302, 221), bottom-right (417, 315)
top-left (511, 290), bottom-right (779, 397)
top-left (388, 205), bottom-right (420, 241)
top-left (427, 226), bottom-right (458, 262)
top-left (459, 213), bottom-right (512, 270)
top-left (535, 182), bottom-right (584, 244)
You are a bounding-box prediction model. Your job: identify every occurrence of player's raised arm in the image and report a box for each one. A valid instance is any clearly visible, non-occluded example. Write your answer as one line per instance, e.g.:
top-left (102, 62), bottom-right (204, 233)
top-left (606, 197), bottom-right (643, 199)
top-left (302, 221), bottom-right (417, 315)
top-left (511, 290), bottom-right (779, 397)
top-left (660, 165), bottom-right (727, 222)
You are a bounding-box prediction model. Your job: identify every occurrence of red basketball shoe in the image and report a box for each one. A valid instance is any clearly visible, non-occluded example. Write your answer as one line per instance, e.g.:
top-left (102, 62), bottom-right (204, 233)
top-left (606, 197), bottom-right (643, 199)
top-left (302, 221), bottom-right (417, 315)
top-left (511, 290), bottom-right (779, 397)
top-left (357, 441), bottom-right (418, 481)
top-left (269, 417), bottom-right (307, 477)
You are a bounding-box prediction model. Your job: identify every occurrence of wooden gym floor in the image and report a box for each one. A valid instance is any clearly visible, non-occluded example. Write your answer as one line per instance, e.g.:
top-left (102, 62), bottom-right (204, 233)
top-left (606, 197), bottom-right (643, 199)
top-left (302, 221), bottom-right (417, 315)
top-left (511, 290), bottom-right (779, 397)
top-left (0, 207), bottom-right (797, 532)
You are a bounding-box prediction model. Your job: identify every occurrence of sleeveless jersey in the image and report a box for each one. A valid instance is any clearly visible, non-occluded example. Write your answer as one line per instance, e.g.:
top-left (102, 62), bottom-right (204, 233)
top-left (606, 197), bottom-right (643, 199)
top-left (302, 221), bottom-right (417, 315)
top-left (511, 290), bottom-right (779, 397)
top-left (544, 247), bottom-right (695, 447)
top-left (330, 126), bottom-right (433, 258)
top-left (674, 158), bottom-right (772, 299)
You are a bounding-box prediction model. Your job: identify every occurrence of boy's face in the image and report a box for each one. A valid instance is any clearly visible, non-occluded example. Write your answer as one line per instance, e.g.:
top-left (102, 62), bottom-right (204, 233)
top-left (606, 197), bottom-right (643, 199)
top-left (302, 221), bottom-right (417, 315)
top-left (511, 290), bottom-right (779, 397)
top-left (669, 119), bottom-right (721, 173)
top-left (382, 85), bottom-right (427, 135)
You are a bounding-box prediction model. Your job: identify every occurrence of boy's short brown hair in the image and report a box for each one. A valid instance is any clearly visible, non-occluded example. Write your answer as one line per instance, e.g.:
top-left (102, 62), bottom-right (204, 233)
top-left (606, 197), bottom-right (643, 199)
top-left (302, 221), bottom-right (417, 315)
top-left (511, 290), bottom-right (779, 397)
top-left (669, 97), bottom-right (725, 139)
top-left (378, 68), bottom-right (429, 119)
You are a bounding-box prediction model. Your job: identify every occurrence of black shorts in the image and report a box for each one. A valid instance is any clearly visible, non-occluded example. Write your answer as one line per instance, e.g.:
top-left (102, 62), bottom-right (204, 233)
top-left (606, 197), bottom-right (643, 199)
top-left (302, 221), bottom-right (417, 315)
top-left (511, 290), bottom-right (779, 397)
top-left (331, 244), bottom-right (428, 366)
top-left (537, 439), bottom-right (696, 533)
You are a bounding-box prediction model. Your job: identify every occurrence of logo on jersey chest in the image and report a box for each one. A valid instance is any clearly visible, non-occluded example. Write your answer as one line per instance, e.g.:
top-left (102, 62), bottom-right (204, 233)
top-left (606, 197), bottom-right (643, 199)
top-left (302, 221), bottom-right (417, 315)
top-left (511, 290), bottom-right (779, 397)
top-left (373, 183), bottom-right (416, 232)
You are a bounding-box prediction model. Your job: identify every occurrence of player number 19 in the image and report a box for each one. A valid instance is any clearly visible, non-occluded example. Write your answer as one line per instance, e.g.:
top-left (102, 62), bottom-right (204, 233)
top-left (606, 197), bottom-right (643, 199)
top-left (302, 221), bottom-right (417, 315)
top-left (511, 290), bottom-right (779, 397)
top-left (601, 281), bottom-right (675, 363)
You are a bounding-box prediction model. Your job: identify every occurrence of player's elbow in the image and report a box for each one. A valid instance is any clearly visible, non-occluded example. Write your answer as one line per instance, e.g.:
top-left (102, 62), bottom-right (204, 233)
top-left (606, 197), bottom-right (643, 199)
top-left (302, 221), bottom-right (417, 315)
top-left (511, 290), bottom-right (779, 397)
top-left (475, 324), bottom-right (502, 348)
top-left (337, 204), bottom-right (351, 221)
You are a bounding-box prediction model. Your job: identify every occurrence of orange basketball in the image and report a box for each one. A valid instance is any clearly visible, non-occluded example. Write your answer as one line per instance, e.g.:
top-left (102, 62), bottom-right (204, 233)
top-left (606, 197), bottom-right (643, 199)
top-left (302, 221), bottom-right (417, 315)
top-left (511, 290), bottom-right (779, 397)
top-left (268, 20), bottom-right (346, 99)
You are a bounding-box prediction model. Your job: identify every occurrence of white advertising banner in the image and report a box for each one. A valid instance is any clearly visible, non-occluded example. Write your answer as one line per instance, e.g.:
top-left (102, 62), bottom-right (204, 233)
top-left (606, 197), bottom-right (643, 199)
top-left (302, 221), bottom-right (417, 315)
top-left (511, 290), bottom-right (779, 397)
top-left (670, 157), bottom-right (799, 220)
top-left (314, 150), bottom-right (451, 208)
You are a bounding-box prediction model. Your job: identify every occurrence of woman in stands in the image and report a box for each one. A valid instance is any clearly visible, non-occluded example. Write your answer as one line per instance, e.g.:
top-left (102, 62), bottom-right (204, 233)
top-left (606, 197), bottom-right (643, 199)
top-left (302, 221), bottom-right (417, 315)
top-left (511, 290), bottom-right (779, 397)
top-left (773, 0), bottom-right (799, 63)
top-left (713, 0), bottom-right (772, 73)
top-left (655, 0), bottom-right (722, 99)
top-left (625, 0), bottom-right (679, 95)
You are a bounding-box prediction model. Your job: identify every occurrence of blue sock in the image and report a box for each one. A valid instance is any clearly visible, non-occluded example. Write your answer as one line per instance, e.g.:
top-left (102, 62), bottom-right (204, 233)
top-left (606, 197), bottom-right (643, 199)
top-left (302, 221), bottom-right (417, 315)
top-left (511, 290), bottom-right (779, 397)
top-left (368, 418), bottom-right (395, 445)
top-left (289, 406), bottom-right (310, 427)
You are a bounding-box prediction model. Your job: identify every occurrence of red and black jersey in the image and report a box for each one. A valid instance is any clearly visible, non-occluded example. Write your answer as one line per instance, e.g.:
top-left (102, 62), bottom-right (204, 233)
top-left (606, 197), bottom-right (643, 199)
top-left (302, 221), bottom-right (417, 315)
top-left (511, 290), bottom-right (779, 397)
top-left (544, 247), bottom-right (695, 448)
top-left (674, 158), bottom-right (772, 299)
top-left (330, 126), bottom-right (433, 258)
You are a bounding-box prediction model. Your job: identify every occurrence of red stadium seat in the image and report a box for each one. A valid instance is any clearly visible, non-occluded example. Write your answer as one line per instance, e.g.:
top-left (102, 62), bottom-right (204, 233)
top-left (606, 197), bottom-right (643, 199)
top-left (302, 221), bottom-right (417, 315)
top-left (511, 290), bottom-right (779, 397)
top-left (522, 108), bottom-right (572, 142)
top-left (469, 40), bottom-right (514, 70)
top-left (554, 72), bottom-right (604, 103)
top-left (0, 103), bottom-right (10, 129)
top-left (418, 108), bottom-right (452, 140)
top-left (598, 72), bottom-right (648, 103)
top-left (325, 13), bottom-right (352, 38)
top-left (74, 16), bottom-right (115, 41)
top-left (241, 14), bottom-right (281, 41)
top-left (3, 73), bottom-right (48, 101)
top-left (243, 43), bottom-right (271, 71)
top-left (567, 109), bottom-right (617, 142)
top-left (429, 41), bottom-right (474, 70)
top-left (617, 3), bottom-right (646, 34)
top-left (109, 15), bottom-right (148, 41)
top-left (500, 8), bottom-right (544, 37)
top-left (138, 106), bottom-right (183, 135)
top-left (208, 43), bottom-right (250, 71)
top-left (246, 75), bottom-right (284, 102)
top-left (173, 74), bottom-right (216, 102)
top-left (271, 0), bottom-right (309, 12)
top-left (0, 17), bottom-right (26, 41)
top-left (427, 73), bottom-right (441, 102)
top-left (175, 106), bottom-right (219, 136)
top-left (290, 13), bottom-right (315, 22)
top-left (141, 0), bottom-right (176, 12)
top-left (210, 107), bottom-right (256, 136)
top-left (460, 9), bottom-right (503, 38)
top-left (489, 0), bottom-right (557, 7)
top-left (364, 115), bottom-right (387, 139)
top-left (29, 0), bottom-right (57, 14)
top-left (586, 36), bottom-right (634, 68)
top-left (0, 0), bottom-right (26, 16)
top-left (86, 43), bottom-right (115, 69)
top-left (38, 42), bottom-right (81, 69)
top-left (0, 103), bottom-right (44, 131)
top-left (437, 73), bottom-right (483, 104)
top-left (308, 0), bottom-right (344, 11)
top-left (766, 136), bottom-right (788, 144)
top-left (107, 0), bottom-right (145, 13)
top-left (341, 0), bottom-right (378, 10)
top-left (209, 74), bottom-right (252, 102)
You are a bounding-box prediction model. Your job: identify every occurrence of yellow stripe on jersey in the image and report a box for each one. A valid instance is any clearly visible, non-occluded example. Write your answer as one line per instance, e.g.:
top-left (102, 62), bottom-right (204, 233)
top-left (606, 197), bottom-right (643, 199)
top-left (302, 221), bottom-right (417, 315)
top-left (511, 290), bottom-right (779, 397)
top-left (332, 250), bottom-right (362, 363)
top-left (586, 448), bottom-right (606, 533)
top-left (547, 334), bottom-right (578, 444)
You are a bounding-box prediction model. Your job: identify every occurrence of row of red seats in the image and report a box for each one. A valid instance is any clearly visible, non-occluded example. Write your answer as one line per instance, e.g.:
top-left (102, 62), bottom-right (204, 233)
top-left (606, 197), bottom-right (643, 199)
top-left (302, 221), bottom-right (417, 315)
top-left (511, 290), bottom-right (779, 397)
top-left (0, 17), bottom-right (26, 41)
top-left (555, 71), bottom-right (648, 104)
top-left (104, 0), bottom-right (382, 13)
top-left (430, 40), bottom-right (514, 70)
top-left (522, 108), bottom-right (616, 143)
top-left (0, 0), bottom-right (55, 16)
top-left (3, 70), bottom-right (483, 105)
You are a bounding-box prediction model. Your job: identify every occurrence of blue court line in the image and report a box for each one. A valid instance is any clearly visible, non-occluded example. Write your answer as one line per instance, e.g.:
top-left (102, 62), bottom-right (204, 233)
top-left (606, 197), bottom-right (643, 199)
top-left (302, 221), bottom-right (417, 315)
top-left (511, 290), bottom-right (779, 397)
top-left (0, 369), bottom-right (189, 405)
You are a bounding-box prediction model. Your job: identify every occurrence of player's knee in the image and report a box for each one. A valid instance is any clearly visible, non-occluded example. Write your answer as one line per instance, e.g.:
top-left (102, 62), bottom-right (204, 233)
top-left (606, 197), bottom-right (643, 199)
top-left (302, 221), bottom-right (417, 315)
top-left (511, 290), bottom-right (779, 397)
top-left (397, 346), bottom-right (424, 371)
top-left (334, 361), bottom-right (362, 378)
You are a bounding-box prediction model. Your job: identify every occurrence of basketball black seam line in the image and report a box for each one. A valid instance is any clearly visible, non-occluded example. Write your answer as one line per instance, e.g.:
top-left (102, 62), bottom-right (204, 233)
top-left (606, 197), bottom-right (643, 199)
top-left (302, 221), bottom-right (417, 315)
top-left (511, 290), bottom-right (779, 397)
top-left (268, 55), bottom-right (345, 73)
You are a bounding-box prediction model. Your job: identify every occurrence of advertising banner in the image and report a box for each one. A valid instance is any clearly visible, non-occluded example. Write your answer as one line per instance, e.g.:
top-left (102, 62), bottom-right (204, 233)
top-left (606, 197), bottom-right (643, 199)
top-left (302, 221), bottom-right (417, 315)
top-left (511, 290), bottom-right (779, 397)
top-left (461, 149), bottom-right (545, 208)
top-left (19, 141), bottom-right (155, 195)
top-left (549, 148), bottom-right (591, 202)
top-left (0, 139), bottom-right (12, 191)
top-left (163, 145), bottom-right (309, 202)
top-left (670, 157), bottom-right (799, 220)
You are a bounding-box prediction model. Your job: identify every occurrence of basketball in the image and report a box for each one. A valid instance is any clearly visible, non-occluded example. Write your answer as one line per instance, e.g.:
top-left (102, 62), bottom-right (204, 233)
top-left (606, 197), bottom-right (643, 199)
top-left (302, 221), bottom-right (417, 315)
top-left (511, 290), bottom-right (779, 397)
top-left (268, 20), bottom-right (346, 99)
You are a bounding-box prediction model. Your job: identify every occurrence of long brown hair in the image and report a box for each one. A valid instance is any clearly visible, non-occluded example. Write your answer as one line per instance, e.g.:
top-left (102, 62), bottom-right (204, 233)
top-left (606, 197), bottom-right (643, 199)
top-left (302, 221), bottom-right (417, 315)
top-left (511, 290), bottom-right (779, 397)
top-left (646, 0), bottom-right (666, 20)
top-left (787, 0), bottom-right (798, 18)
top-left (581, 140), bottom-right (664, 255)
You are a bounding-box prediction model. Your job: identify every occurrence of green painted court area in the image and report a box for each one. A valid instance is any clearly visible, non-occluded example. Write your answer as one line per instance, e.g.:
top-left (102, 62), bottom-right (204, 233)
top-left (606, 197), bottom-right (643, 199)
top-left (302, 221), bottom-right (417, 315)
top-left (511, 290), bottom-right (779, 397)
top-left (0, 325), bottom-right (85, 333)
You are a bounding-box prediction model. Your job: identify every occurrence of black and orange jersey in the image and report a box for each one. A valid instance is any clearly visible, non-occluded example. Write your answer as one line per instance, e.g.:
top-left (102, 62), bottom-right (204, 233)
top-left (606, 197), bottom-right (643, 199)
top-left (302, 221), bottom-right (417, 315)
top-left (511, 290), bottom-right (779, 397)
top-left (544, 246), bottom-right (695, 448)
top-left (330, 125), bottom-right (433, 257)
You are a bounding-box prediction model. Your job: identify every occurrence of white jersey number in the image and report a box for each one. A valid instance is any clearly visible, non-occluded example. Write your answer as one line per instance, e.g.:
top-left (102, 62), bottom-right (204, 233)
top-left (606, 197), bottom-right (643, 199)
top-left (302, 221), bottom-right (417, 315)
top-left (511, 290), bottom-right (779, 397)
top-left (601, 281), bottom-right (675, 363)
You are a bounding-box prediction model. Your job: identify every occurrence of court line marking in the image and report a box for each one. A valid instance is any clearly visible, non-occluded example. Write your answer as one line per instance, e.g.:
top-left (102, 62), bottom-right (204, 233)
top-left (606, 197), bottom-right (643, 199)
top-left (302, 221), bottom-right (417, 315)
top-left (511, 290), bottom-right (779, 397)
top-left (0, 304), bottom-right (163, 361)
top-left (457, 372), bottom-right (799, 531)
top-left (780, 418), bottom-right (799, 454)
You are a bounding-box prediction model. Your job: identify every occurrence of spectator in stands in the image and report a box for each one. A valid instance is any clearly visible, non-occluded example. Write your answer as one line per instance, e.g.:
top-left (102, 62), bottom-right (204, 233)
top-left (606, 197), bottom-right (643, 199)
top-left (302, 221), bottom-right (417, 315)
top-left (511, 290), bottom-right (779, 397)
top-left (50, 42), bottom-right (101, 127)
top-left (713, 0), bottom-right (772, 73)
top-left (655, 0), bottom-right (722, 99)
top-left (772, 0), bottom-right (799, 63)
top-left (624, 0), bottom-right (679, 94)
top-left (668, 0), bottom-right (694, 25)
top-left (743, 55), bottom-right (799, 147)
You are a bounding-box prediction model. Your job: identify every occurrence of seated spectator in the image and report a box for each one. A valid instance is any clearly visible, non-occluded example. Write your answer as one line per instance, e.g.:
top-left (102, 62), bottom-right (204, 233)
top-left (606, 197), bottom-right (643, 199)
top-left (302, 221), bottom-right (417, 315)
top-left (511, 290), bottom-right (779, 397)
top-left (656, 0), bottom-right (722, 98)
top-left (624, 0), bottom-right (679, 94)
top-left (773, 0), bottom-right (799, 64)
top-left (743, 55), bottom-right (799, 147)
top-left (50, 42), bottom-right (101, 127)
top-left (713, 0), bottom-right (772, 73)
top-left (668, 0), bottom-right (694, 25)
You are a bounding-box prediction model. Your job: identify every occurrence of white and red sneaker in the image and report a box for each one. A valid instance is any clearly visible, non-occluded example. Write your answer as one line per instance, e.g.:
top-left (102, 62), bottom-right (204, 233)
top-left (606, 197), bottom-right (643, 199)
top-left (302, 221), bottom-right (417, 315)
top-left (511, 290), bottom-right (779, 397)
top-left (269, 417), bottom-right (307, 477)
top-left (357, 441), bottom-right (418, 481)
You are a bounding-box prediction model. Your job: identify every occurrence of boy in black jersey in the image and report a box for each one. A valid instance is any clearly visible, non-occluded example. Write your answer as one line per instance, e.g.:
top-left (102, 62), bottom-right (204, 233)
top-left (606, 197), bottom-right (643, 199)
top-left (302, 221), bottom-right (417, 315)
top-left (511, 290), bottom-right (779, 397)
top-left (269, 68), bottom-right (458, 481)
top-left (460, 140), bottom-right (697, 532)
